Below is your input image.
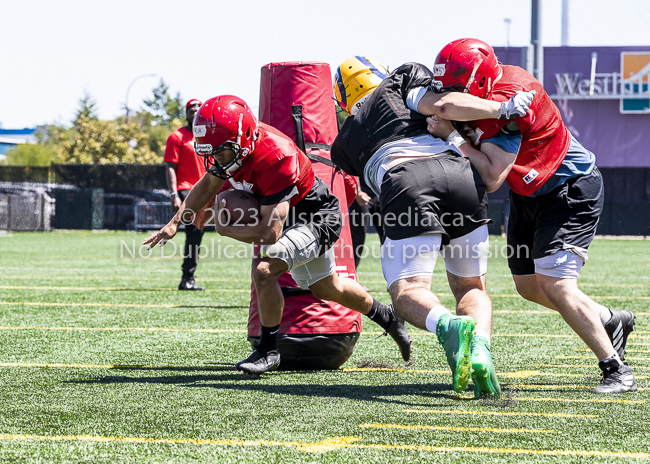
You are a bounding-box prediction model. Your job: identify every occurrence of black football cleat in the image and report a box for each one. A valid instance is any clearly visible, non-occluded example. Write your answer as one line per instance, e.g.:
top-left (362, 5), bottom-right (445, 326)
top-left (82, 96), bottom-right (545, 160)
top-left (178, 277), bottom-right (205, 291)
top-left (384, 305), bottom-right (412, 362)
top-left (235, 349), bottom-right (281, 375)
top-left (591, 359), bottom-right (637, 394)
top-left (603, 308), bottom-right (635, 360)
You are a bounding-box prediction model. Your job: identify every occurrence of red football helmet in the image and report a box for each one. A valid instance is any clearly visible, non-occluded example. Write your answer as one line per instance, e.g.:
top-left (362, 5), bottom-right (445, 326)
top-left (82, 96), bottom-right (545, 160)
top-left (433, 38), bottom-right (502, 99)
top-left (192, 95), bottom-right (259, 179)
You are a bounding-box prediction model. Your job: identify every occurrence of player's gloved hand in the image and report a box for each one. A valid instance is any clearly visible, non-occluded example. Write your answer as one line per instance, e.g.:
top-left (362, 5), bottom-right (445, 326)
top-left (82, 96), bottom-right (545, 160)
top-left (498, 90), bottom-right (536, 120)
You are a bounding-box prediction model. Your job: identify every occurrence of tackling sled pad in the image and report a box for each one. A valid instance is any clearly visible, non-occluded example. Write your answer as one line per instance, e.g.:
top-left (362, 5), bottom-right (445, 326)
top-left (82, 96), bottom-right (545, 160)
top-left (247, 61), bottom-right (361, 370)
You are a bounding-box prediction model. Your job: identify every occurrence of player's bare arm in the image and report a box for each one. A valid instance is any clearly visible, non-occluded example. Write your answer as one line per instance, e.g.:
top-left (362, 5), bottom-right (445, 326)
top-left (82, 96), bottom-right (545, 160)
top-left (427, 116), bottom-right (516, 193)
top-left (215, 200), bottom-right (289, 245)
top-left (417, 89), bottom-right (536, 122)
top-left (143, 172), bottom-right (224, 249)
top-left (164, 161), bottom-right (182, 212)
top-left (460, 142), bottom-right (517, 192)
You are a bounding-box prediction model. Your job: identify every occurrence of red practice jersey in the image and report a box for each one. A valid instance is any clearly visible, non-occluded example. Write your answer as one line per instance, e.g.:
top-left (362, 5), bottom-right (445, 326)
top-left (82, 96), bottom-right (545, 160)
top-left (164, 126), bottom-right (206, 191)
top-left (225, 122), bottom-right (315, 207)
top-left (466, 65), bottom-right (571, 196)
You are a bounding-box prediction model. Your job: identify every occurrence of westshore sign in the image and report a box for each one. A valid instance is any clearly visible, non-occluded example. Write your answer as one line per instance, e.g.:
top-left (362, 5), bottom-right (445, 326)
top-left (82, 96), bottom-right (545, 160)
top-left (550, 51), bottom-right (650, 114)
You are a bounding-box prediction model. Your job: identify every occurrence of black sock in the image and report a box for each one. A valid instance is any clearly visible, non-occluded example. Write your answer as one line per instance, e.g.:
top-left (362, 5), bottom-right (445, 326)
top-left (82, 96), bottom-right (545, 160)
top-left (258, 324), bottom-right (280, 352)
top-left (366, 298), bottom-right (392, 331)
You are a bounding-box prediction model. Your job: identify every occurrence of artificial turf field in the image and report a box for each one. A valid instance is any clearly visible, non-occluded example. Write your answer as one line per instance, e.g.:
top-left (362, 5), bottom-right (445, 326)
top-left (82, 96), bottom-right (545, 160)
top-left (0, 231), bottom-right (648, 463)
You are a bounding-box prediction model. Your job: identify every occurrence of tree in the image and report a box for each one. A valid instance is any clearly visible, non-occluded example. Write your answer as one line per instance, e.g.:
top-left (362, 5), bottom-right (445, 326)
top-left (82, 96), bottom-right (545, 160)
top-left (74, 91), bottom-right (99, 124)
top-left (5, 143), bottom-right (55, 166)
top-left (142, 79), bottom-right (184, 126)
top-left (4, 125), bottom-right (65, 166)
top-left (54, 116), bottom-right (161, 164)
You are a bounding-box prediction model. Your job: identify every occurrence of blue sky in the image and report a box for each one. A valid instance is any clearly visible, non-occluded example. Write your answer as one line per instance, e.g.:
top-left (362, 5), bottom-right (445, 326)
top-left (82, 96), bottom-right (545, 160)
top-left (1, 0), bottom-right (649, 128)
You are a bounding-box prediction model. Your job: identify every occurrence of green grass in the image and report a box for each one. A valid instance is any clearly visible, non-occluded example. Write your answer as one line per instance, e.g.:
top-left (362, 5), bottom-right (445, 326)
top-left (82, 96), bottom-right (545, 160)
top-left (0, 231), bottom-right (648, 463)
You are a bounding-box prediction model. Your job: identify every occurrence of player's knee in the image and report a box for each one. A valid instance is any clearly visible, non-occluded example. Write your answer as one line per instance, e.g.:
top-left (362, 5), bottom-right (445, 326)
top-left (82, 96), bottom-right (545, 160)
top-left (513, 277), bottom-right (540, 302)
top-left (310, 285), bottom-right (334, 301)
top-left (389, 283), bottom-right (421, 309)
top-left (309, 276), bottom-right (343, 301)
top-left (448, 275), bottom-right (485, 300)
top-left (252, 261), bottom-right (280, 286)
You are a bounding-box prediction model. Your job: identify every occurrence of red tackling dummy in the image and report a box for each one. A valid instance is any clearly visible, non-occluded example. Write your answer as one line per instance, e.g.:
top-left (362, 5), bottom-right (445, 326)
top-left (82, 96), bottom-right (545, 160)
top-left (250, 61), bottom-right (362, 369)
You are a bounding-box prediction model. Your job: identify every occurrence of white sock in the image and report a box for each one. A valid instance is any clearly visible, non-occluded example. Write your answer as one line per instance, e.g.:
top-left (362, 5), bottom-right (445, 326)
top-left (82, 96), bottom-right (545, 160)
top-left (598, 305), bottom-right (612, 325)
top-left (425, 305), bottom-right (451, 333)
top-left (599, 351), bottom-right (623, 367)
top-left (474, 330), bottom-right (491, 344)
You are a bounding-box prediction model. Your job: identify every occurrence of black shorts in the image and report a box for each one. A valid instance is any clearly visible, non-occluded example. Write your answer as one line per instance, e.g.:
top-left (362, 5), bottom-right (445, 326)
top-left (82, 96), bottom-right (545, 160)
top-left (286, 176), bottom-right (342, 255)
top-left (379, 152), bottom-right (491, 244)
top-left (507, 167), bottom-right (604, 275)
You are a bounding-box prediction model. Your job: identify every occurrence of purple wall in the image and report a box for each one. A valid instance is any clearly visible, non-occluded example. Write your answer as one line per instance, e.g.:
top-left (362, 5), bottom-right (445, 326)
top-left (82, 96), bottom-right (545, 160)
top-left (494, 46), bottom-right (650, 167)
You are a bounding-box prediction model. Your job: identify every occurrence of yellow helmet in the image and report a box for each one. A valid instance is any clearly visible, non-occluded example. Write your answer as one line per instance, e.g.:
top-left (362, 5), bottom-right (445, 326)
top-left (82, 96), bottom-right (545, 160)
top-left (334, 56), bottom-right (388, 115)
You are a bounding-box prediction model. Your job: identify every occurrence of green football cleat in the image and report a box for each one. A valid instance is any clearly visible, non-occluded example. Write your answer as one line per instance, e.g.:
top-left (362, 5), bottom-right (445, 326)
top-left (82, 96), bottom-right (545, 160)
top-left (436, 314), bottom-right (476, 393)
top-left (470, 337), bottom-right (501, 399)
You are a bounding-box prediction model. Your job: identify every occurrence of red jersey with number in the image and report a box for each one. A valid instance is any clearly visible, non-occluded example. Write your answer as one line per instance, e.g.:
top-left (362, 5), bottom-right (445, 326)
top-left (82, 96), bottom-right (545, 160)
top-left (225, 122), bottom-right (315, 206)
top-left (164, 126), bottom-right (206, 191)
top-left (466, 65), bottom-right (571, 196)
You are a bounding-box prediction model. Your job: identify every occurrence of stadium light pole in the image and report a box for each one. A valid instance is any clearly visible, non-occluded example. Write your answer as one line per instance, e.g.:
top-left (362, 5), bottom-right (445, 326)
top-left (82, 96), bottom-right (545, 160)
top-left (125, 74), bottom-right (157, 123)
top-left (531, 0), bottom-right (543, 85)
top-left (561, 0), bottom-right (569, 46)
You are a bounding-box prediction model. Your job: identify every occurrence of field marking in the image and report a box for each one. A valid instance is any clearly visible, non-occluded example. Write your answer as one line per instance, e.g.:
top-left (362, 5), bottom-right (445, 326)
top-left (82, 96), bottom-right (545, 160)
top-left (407, 332), bottom-right (581, 339)
top-left (403, 409), bottom-right (597, 418)
top-left (534, 364), bottom-right (599, 368)
top-left (0, 325), bottom-right (583, 340)
top-left (0, 362), bottom-right (233, 370)
top-left (575, 348), bottom-right (650, 353)
top-left (498, 370), bottom-right (635, 379)
top-left (343, 367), bottom-right (450, 374)
top-left (374, 291), bottom-right (650, 301)
top-left (0, 301), bottom-right (180, 309)
top-left (359, 423), bottom-right (559, 434)
top-left (509, 383), bottom-right (649, 391)
top-left (558, 355), bottom-right (650, 361)
top-left (0, 363), bottom-right (448, 374)
top-left (0, 326), bottom-right (246, 334)
top-left (493, 310), bottom-right (557, 314)
top-left (0, 433), bottom-right (358, 453)
top-left (0, 285), bottom-right (250, 293)
top-left (533, 364), bottom-right (647, 372)
top-left (0, 275), bottom-right (251, 283)
top-left (508, 396), bottom-right (644, 404)
top-left (1, 324), bottom-right (645, 348)
top-left (499, 370), bottom-right (649, 380)
top-left (1, 433), bottom-right (649, 458)
top-left (525, 364), bottom-right (650, 376)
top-left (5, 275), bottom-right (648, 289)
top-left (2, 362), bottom-right (646, 381)
top-left (579, 282), bottom-right (650, 288)
top-left (494, 333), bottom-right (577, 338)
top-left (9, 286), bottom-right (650, 300)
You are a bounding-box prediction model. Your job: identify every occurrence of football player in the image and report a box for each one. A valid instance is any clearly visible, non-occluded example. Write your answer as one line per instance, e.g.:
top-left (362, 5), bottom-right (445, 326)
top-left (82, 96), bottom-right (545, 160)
top-left (331, 56), bottom-right (534, 397)
top-left (144, 95), bottom-right (411, 375)
top-left (426, 38), bottom-right (637, 394)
